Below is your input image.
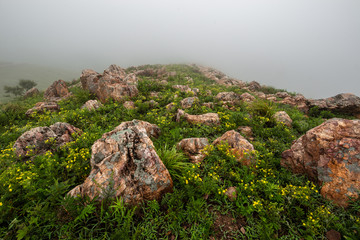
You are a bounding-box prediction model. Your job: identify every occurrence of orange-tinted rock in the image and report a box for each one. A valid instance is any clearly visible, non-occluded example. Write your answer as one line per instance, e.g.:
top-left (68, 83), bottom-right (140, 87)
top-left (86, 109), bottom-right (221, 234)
top-left (25, 102), bottom-right (60, 116)
top-left (81, 100), bottom-right (103, 111)
top-left (240, 92), bottom-right (255, 102)
top-left (44, 79), bottom-right (72, 101)
top-left (177, 138), bottom-right (209, 163)
top-left (213, 130), bottom-right (255, 165)
top-left (215, 92), bottom-right (240, 103)
top-left (68, 120), bottom-right (172, 204)
top-left (97, 78), bottom-right (138, 103)
top-left (13, 122), bottom-right (81, 159)
top-left (281, 118), bottom-right (360, 207)
top-left (273, 111), bottom-right (292, 127)
top-left (80, 69), bottom-right (101, 95)
top-left (280, 94), bottom-right (309, 112)
top-left (176, 109), bottom-right (220, 126)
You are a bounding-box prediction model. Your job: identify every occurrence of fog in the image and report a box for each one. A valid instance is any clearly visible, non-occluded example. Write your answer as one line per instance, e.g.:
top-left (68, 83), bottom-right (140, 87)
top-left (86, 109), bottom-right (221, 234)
top-left (1, 0), bottom-right (359, 98)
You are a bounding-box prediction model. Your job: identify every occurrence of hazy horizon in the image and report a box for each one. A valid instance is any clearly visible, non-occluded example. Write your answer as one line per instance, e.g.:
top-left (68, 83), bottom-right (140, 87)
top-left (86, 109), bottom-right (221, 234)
top-left (1, 0), bottom-right (359, 99)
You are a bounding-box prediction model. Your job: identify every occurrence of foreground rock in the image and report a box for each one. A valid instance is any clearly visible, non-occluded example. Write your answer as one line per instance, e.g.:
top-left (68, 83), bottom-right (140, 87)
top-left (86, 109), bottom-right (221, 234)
top-left (68, 120), bottom-right (172, 204)
top-left (213, 130), bottom-right (255, 166)
top-left (44, 79), bottom-right (72, 101)
top-left (81, 100), bottom-right (103, 111)
top-left (273, 111), bottom-right (292, 127)
top-left (177, 138), bottom-right (209, 163)
top-left (25, 102), bottom-right (60, 116)
top-left (80, 64), bottom-right (139, 103)
top-left (176, 109), bottom-right (220, 126)
top-left (281, 118), bottom-right (360, 207)
top-left (14, 122), bottom-right (81, 158)
top-left (309, 93), bottom-right (360, 117)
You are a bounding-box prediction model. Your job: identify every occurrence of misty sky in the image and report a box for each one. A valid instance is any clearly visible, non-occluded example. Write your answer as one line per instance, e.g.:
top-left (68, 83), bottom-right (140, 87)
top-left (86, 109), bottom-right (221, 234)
top-left (1, 0), bottom-right (359, 98)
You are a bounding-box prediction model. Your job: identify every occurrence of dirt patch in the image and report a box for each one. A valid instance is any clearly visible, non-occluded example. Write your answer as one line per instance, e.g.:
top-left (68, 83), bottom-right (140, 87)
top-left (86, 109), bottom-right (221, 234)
top-left (211, 210), bottom-right (247, 239)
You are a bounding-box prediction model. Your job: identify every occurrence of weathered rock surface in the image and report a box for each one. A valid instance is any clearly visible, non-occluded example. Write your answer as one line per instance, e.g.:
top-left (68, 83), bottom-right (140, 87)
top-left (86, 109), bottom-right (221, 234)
top-left (281, 118), bottom-right (360, 207)
top-left (44, 79), bottom-right (72, 101)
top-left (25, 102), bottom-right (60, 116)
top-left (13, 122), bottom-right (81, 158)
top-left (273, 111), bottom-right (292, 127)
top-left (177, 138), bottom-right (209, 163)
top-left (97, 78), bottom-right (138, 103)
top-left (247, 81), bottom-right (261, 91)
top-left (213, 130), bottom-right (255, 165)
top-left (80, 69), bottom-right (101, 95)
top-left (180, 97), bottom-right (199, 109)
top-left (81, 100), bottom-right (103, 111)
top-left (123, 101), bottom-right (136, 110)
top-left (276, 92), bottom-right (291, 99)
top-left (225, 187), bottom-right (237, 201)
top-left (176, 109), bottom-right (220, 126)
top-left (237, 126), bottom-right (254, 141)
top-left (215, 92), bottom-right (241, 103)
top-left (279, 94), bottom-right (309, 112)
top-left (309, 93), bottom-right (360, 117)
top-left (68, 120), bottom-right (172, 204)
top-left (166, 102), bottom-right (176, 111)
top-left (23, 87), bottom-right (40, 99)
top-left (240, 92), bottom-right (255, 102)
top-left (172, 85), bottom-right (192, 93)
top-left (202, 102), bottom-right (214, 109)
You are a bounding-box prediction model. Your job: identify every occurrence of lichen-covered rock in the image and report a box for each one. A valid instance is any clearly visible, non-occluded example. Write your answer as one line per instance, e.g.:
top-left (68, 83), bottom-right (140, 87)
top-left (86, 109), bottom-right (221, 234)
top-left (80, 69), bottom-right (101, 95)
top-left (215, 92), bottom-right (240, 103)
top-left (103, 64), bottom-right (127, 80)
top-left (68, 120), bottom-right (172, 204)
top-left (213, 130), bottom-right (255, 165)
top-left (81, 100), bottom-right (103, 111)
top-left (177, 138), bottom-right (209, 163)
top-left (97, 78), bottom-right (138, 103)
top-left (13, 122), bottom-right (81, 158)
top-left (240, 92), bottom-right (255, 102)
top-left (44, 79), bottom-right (72, 101)
top-left (309, 93), bottom-right (360, 117)
top-left (123, 101), bottom-right (136, 110)
top-left (25, 102), bottom-right (60, 116)
top-left (281, 118), bottom-right (360, 207)
top-left (176, 109), bottom-right (220, 126)
top-left (23, 87), bottom-right (39, 99)
top-left (180, 97), bottom-right (199, 109)
top-left (273, 111), bottom-right (292, 127)
top-left (280, 94), bottom-right (309, 112)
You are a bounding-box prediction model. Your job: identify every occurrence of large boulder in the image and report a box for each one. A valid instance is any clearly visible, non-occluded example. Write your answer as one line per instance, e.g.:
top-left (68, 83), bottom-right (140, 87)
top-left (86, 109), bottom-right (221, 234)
top-left (177, 138), bottom-right (209, 163)
top-left (13, 122), bottom-right (81, 159)
top-left (80, 69), bottom-right (101, 95)
top-left (281, 118), bottom-right (360, 207)
top-left (309, 93), bottom-right (360, 117)
top-left (213, 130), bottom-right (255, 166)
top-left (25, 102), bottom-right (60, 116)
top-left (44, 79), bottom-right (72, 101)
top-left (97, 78), bottom-right (138, 103)
top-left (68, 120), bottom-right (172, 204)
top-left (176, 109), bottom-right (220, 126)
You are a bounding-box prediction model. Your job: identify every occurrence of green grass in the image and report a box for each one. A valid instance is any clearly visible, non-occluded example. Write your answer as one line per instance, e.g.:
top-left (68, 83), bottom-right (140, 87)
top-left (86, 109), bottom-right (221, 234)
top-left (0, 64), bottom-right (359, 239)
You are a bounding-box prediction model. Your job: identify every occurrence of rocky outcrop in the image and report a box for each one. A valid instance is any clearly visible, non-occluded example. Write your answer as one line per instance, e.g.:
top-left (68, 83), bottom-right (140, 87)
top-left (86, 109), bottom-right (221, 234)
top-left (81, 100), bottom-right (103, 111)
top-left (68, 120), bottom-right (172, 204)
top-left (281, 118), bottom-right (360, 207)
top-left (273, 111), bottom-right (292, 127)
top-left (25, 102), bottom-right (60, 116)
top-left (215, 92), bottom-right (241, 103)
top-left (80, 65), bottom-right (139, 103)
top-left (213, 130), bottom-right (255, 165)
top-left (44, 79), bottom-right (72, 101)
top-left (180, 97), bottom-right (199, 109)
top-left (309, 93), bottom-right (360, 117)
top-left (23, 87), bottom-right (39, 99)
top-left (177, 138), bottom-right (209, 163)
top-left (176, 109), bottom-right (220, 126)
top-left (13, 122), bottom-right (81, 159)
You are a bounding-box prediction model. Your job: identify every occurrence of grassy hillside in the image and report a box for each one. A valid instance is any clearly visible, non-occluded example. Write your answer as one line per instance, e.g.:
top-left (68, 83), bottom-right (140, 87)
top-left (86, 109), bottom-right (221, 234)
top-left (0, 64), bottom-right (359, 239)
top-left (0, 61), bottom-right (78, 103)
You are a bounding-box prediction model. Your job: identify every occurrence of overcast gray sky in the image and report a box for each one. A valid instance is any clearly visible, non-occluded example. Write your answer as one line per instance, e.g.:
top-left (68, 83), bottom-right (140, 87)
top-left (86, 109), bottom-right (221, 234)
top-left (1, 0), bottom-right (359, 98)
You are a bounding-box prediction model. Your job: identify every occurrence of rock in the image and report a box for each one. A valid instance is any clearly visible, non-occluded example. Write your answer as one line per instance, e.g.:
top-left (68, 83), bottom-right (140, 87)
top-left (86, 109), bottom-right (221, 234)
top-left (326, 229), bottom-right (341, 240)
top-left (177, 138), bottom-right (209, 163)
top-left (25, 102), bottom-right (60, 116)
top-left (192, 88), bottom-right (200, 95)
top-left (254, 91), bottom-right (266, 99)
top-left (23, 87), bottom-right (39, 99)
top-left (81, 100), bottom-right (103, 111)
top-left (273, 111), bottom-right (292, 127)
top-left (237, 126), bottom-right (254, 141)
top-left (145, 100), bottom-right (159, 108)
top-left (44, 79), bottom-right (72, 101)
top-left (206, 90), bottom-right (212, 96)
top-left (215, 92), bottom-right (241, 103)
top-left (309, 93), bottom-right (360, 117)
top-left (275, 92), bottom-right (291, 99)
top-left (68, 120), bottom-right (172, 204)
top-left (13, 122), bottom-right (81, 159)
top-left (280, 94), bottom-right (309, 112)
top-left (240, 92), bottom-right (255, 102)
top-left (185, 76), bottom-right (193, 83)
top-left (97, 78), bottom-right (138, 103)
top-left (213, 130), bottom-right (255, 165)
top-left (281, 118), bottom-right (360, 207)
top-left (166, 102), bottom-right (176, 111)
top-left (225, 187), bottom-right (237, 201)
top-left (247, 81), bottom-right (261, 91)
top-left (172, 85), bottom-right (192, 93)
top-left (176, 109), bottom-right (220, 126)
top-left (149, 92), bottom-right (159, 98)
top-left (123, 73), bottom-right (138, 85)
top-left (266, 96), bottom-right (277, 102)
top-left (123, 101), bottom-right (136, 110)
top-left (180, 97), bottom-right (199, 109)
top-left (103, 64), bottom-right (127, 80)
top-left (80, 69), bottom-right (101, 95)
top-left (202, 102), bottom-right (214, 109)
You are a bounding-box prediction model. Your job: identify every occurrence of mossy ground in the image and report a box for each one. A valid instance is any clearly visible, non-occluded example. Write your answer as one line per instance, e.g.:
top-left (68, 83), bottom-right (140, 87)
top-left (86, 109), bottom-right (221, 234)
top-left (0, 64), bottom-right (359, 239)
